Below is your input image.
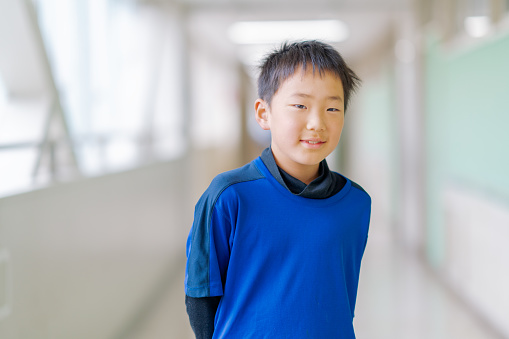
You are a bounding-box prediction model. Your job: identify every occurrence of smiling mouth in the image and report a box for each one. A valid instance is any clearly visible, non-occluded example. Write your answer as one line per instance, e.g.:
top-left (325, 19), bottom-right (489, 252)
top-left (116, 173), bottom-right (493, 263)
top-left (302, 140), bottom-right (325, 144)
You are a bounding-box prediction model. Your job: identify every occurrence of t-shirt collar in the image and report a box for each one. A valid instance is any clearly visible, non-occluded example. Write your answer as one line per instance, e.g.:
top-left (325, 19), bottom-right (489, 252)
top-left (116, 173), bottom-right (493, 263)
top-left (260, 146), bottom-right (338, 199)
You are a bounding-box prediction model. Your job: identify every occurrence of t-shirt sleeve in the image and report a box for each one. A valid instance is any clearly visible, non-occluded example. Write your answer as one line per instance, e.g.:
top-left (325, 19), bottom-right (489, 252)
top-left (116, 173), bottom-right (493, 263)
top-left (185, 185), bottom-right (234, 298)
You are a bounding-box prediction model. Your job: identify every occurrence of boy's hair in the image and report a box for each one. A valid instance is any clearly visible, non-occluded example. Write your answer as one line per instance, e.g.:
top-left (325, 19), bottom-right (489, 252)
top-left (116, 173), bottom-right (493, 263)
top-left (257, 40), bottom-right (361, 112)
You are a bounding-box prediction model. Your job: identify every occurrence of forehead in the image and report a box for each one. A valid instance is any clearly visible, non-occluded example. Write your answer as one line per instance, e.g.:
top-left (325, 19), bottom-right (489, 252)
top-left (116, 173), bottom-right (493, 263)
top-left (277, 66), bottom-right (343, 94)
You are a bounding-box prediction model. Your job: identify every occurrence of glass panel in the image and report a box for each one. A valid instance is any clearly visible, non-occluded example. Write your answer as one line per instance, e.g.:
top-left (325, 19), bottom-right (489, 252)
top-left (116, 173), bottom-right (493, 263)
top-left (0, 148), bottom-right (38, 197)
top-left (0, 99), bottom-right (49, 144)
top-left (103, 137), bottom-right (138, 172)
top-left (76, 140), bottom-right (104, 177)
top-left (77, 137), bottom-right (139, 176)
top-left (33, 0), bottom-right (187, 175)
top-left (0, 75), bottom-right (6, 107)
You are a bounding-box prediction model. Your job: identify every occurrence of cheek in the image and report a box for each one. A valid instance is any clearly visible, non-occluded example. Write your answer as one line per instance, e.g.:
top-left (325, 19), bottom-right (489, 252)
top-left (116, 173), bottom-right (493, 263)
top-left (337, 120), bottom-right (345, 134)
top-left (272, 116), bottom-right (301, 134)
top-left (329, 119), bottom-right (344, 141)
top-left (329, 116), bottom-right (344, 130)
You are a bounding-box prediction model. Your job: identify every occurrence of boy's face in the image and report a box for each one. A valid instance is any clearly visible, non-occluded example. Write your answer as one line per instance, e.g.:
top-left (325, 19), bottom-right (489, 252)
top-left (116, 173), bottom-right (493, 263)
top-left (255, 66), bottom-right (345, 183)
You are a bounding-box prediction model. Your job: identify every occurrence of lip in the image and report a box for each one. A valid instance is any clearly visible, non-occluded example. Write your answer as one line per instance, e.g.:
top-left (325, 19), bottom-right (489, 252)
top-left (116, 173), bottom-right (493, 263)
top-left (300, 139), bottom-right (326, 148)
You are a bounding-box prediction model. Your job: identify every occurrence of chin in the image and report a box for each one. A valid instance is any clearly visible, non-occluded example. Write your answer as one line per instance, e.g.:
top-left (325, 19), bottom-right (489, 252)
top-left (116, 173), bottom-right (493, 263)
top-left (297, 155), bottom-right (327, 166)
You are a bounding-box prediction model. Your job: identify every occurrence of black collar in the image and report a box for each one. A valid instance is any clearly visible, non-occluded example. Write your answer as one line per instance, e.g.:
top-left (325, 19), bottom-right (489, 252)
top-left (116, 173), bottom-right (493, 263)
top-left (260, 147), bottom-right (345, 199)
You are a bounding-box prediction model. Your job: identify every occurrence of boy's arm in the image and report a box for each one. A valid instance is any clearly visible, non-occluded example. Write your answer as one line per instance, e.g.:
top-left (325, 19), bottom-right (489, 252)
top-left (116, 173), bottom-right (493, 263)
top-left (186, 174), bottom-right (241, 337)
top-left (185, 295), bottom-right (221, 339)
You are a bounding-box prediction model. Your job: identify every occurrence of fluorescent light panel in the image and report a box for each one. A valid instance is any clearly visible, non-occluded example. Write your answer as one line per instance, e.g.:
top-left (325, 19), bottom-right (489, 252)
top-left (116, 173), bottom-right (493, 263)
top-left (464, 16), bottom-right (491, 38)
top-left (228, 20), bottom-right (349, 44)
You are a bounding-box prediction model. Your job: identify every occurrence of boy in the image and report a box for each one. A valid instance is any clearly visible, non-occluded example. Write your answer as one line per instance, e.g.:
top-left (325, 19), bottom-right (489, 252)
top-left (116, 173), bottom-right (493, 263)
top-left (185, 40), bottom-right (371, 338)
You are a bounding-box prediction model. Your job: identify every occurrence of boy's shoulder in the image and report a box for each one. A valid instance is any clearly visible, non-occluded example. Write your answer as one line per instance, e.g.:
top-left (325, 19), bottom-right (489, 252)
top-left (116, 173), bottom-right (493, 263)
top-left (347, 178), bottom-right (371, 203)
top-left (332, 172), bottom-right (371, 205)
top-left (349, 179), bottom-right (369, 196)
top-left (204, 158), bottom-right (265, 200)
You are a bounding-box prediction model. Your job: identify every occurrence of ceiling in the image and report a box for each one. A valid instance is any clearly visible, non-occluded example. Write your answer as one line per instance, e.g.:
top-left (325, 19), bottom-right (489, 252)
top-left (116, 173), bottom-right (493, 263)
top-left (174, 0), bottom-right (411, 10)
top-left (165, 0), bottom-right (415, 72)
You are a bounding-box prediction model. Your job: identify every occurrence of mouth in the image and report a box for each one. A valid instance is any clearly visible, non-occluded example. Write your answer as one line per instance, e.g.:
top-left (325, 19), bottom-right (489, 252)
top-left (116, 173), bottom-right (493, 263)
top-left (301, 139), bottom-right (325, 144)
top-left (301, 139), bottom-right (326, 148)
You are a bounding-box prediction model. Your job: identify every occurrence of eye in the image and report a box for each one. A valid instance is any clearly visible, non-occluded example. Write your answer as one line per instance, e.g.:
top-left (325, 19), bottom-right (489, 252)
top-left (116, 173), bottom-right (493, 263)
top-left (327, 108), bottom-right (340, 112)
top-left (293, 104), bottom-right (307, 109)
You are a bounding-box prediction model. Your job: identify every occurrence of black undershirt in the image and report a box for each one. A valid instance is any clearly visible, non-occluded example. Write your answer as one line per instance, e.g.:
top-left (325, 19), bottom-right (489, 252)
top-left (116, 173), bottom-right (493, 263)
top-left (260, 146), bottom-right (346, 198)
top-left (185, 147), bottom-right (346, 339)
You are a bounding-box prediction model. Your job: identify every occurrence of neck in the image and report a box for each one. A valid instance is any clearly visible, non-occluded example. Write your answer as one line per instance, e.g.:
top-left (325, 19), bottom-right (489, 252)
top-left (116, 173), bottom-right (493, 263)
top-left (273, 159), bottom-right (320, 185)
top-left (294, 169), bottom-right (320, 185)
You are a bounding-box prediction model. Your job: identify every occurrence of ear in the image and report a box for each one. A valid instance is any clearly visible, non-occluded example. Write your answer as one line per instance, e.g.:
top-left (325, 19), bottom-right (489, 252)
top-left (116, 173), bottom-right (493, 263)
top-left (254, 99), bottom-right (270, 130)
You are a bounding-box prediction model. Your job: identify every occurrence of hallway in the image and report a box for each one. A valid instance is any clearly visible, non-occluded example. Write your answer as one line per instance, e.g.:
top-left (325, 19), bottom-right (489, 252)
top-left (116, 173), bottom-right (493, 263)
top-left (2, 0), bottom-right (509, 337)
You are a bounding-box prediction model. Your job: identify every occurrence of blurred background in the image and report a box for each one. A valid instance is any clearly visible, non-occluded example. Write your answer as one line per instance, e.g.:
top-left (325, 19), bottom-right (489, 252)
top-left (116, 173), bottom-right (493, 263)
top-left (0, 0), bottom-right (508, 338)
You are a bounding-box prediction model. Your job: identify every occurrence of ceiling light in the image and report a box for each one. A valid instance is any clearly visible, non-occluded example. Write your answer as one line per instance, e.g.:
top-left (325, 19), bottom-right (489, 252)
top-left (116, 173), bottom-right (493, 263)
top-left (464, 16), bottom-right (491, 38)
top-left (228, 20), bottom-right (349, 45)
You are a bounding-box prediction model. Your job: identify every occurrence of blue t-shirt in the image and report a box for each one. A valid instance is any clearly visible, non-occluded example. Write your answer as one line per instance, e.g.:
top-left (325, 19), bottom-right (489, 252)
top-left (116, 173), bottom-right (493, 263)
top-left (185, 157), bottom-right (371, 338)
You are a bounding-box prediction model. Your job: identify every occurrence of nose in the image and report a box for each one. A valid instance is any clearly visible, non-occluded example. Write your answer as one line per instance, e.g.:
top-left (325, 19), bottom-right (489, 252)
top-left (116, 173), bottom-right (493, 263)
top-left (306, 110), bottom-right (326, 132)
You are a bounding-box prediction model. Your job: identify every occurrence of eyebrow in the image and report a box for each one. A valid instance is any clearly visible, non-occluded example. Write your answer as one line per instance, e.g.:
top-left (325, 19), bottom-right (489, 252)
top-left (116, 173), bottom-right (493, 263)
top-left (291, 93), bottom-right (343, 102)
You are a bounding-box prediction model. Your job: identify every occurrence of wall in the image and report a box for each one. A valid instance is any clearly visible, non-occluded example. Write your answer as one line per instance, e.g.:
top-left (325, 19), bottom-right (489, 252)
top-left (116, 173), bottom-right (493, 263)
top-left (0, 148), bottom-right (241, 339)
top-left (347, 59), bottom-right (399, 236)
top-left (424, 32), bottom-right (509, 337)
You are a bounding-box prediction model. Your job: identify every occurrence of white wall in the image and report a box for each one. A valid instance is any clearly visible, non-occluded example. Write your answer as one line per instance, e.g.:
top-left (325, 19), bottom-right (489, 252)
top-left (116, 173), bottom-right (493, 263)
top-left (443, 185), bottom-right (509, 337)
top-left (0, 156), bottom-right (195, 339)
top-left (0, 146), bottom-right (242, 339)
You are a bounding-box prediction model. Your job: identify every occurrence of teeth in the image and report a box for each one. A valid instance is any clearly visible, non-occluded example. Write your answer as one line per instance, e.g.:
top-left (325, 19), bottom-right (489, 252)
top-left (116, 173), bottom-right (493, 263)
top-left (307, 141), bottom-right (320, 144)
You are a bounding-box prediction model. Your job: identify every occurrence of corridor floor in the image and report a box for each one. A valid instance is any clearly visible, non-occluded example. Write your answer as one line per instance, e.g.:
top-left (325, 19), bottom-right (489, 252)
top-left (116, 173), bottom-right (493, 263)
top-left (354, 223), bottom-right (502, 339)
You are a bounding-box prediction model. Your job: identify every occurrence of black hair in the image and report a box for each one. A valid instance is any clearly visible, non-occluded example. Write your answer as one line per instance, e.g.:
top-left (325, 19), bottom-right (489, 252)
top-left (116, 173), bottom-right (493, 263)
top-left (257, 40), bottom-right (361, 112)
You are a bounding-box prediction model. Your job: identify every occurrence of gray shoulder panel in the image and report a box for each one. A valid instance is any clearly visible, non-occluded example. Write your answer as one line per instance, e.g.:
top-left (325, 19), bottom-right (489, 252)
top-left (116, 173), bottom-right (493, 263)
top-left (208, 160), bottom-right (265, 197)
top-left (350, 180), bottom-right (368, 194)
top-left (186, 159), bottom-right (264, 297)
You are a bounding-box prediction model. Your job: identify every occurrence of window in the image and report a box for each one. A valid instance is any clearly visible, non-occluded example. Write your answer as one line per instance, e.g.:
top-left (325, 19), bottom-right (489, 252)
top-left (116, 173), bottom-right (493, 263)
top-left (33, 0), bottom-right (187, 175)
top-left (0, 0), bottom-right (189, 197)
top-left (0, 73), bottom-right (48, 196)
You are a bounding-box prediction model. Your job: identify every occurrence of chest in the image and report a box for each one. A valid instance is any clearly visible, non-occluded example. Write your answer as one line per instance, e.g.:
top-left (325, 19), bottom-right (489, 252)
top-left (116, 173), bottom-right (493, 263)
top-left (229, 189), bottom-right (367, 260)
